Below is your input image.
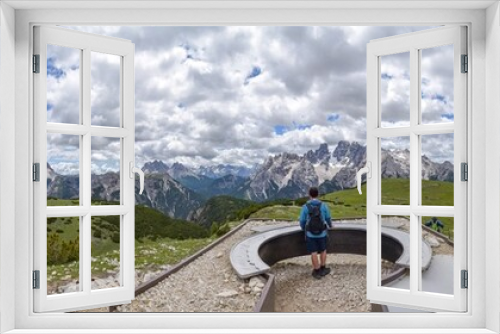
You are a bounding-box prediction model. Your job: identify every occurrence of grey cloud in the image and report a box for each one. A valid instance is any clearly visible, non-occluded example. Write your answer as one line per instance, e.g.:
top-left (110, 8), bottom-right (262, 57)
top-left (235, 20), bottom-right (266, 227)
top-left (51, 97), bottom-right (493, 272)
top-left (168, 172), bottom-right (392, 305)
top-left (90, 53), bottom-right (121, 127)
top-left (54, 25), bottom-right (453, 170)
top-left (421, 133), bottom-right (454, 163)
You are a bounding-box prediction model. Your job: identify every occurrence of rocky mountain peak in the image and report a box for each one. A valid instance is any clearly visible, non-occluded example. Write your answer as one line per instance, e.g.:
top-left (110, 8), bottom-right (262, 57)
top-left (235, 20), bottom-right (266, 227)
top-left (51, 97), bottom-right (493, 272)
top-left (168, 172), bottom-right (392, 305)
top-left (332, 140), bottom-right (351, 161)
top-left (332, 140), bottom-right (365, 168)
top-left (305, 143), bottom-right (330, 164)
top-left (142, 160), bottom-right (169, 174)
top-left (170, 162), bottom-right (189, 172)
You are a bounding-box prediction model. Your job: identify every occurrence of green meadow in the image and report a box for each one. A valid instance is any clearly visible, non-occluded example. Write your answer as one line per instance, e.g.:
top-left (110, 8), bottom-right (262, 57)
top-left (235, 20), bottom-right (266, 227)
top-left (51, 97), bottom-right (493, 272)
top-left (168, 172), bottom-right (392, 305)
top-left (250, 179), bottom-right (454, 239)
top-left (46, 178), bottom-right (454, 285)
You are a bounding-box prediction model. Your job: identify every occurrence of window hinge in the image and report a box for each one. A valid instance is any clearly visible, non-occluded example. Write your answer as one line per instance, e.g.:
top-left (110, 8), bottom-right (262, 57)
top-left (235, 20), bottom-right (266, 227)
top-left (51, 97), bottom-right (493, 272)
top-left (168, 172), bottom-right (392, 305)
top-left (33, 270), bottom-right (40, 289)
top-left (461, 54), bottom-right (468, 73)
top-left (33, 163), bottom-right (40, 182)
top-left (461, 270), bottom-right (468, 289)
top-left (33, 54), bottom-right (40, 73)
top-left (461, 163), bottom-right (468, 181)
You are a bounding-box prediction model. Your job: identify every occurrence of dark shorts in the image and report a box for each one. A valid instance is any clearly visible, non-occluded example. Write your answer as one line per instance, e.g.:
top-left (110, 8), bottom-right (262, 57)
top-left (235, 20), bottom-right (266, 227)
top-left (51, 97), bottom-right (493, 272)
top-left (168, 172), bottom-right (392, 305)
top-left (306, 236), bottom-right (327, 253)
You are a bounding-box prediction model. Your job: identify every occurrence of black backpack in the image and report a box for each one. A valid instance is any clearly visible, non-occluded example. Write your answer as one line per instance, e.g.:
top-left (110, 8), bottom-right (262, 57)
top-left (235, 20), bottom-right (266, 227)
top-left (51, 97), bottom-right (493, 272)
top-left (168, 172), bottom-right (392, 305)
top-left (306, 202), bottom-right (326, 235)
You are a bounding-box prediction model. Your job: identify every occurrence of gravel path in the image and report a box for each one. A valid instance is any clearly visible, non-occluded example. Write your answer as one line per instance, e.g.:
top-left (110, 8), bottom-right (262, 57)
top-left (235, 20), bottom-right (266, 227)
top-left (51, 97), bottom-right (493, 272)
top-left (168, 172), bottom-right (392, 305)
top-left (271, 254), bottom-right (372, 312)
top-left (117, 220), bottom-right (277, 312)
top-left (79, 217), bottom-right (452, 313)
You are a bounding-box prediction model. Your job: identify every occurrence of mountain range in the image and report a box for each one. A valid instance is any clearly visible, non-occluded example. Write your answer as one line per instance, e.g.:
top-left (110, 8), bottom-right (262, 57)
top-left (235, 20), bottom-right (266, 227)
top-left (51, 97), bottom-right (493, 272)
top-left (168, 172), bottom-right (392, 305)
top-left (47, 141), bottom-right (454, 221)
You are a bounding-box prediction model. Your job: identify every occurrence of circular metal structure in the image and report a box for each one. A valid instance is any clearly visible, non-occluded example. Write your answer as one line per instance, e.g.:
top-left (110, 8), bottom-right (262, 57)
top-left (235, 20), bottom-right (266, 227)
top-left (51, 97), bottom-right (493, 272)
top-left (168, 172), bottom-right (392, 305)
top-left (230, 223), bottom-right (432, 280)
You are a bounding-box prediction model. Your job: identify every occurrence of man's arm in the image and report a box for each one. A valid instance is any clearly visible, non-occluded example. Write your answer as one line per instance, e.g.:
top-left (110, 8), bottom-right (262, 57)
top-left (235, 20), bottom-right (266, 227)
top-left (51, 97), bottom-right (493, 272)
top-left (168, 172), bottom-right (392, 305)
top-left (322, 203), bottom-right (332, 228)
top-left (299, 206), bottom-right (307, 231)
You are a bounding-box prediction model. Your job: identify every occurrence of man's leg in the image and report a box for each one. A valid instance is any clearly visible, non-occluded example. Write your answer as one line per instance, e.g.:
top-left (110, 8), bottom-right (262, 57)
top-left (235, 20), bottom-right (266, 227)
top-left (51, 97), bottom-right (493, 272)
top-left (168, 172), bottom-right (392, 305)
top-left (319, 237), bottom-right (331, 276)
top-left (320, 250), bottom-right (327, 267)
top-left (310, 252), bottom-right (322, 279)
top-left (311, 252), bottom-right (320, 269)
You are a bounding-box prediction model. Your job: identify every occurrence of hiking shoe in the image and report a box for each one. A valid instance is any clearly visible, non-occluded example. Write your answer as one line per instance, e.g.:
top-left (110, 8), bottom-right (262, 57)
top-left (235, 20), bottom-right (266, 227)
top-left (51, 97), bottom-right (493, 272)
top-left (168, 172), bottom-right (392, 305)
top-left (320, 266), bottom-right (331, 276)
top-left (312, 269), bottom-right (322, 279)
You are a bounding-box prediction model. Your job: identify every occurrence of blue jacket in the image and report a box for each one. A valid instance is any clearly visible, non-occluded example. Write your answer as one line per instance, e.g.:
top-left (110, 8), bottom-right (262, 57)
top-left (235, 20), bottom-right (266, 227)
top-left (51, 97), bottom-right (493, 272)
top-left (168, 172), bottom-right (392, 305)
top-left (299, 199), bottom-right (332, 238)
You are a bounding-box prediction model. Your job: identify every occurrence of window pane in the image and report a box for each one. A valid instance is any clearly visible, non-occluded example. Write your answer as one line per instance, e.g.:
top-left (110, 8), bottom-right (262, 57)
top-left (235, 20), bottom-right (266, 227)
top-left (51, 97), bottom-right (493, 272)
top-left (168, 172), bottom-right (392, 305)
top-left (420, 216), bottom-right (454, 294)
top-left (420, 45), bottom-right (454, 124)
top-left (47, 217), bottom-right (80, 295)
top-left (381, 136), bottom-right (410, 205)
top-left (380, 52), bottom-right (410, 128)
top-left (47, 44), bottom-right (81, 124)
top-left (421, 133), bottom-right (454, 206)
top-left (47, 133), bottom-right (80, 206)
top-left (91, 216), bottom-right (121, 290)
top-left (380, 215), bottom-right (410, 290)
top-left (91, 52), bottom-right (121, 127)
top-left (91, 137), bottom-right (121, 205)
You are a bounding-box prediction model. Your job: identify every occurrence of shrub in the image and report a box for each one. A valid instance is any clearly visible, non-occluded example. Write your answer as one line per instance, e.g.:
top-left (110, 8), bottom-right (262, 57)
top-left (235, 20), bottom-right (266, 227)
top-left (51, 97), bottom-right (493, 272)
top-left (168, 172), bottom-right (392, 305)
top-left (111, 232), bottom-right (120, 243)
top-left (210, 222), bottom-right (220, 236)
top-left (215, 223), bottom-right (230, 237)
top-left (93, 230), bottom-right (102, 238)
top-left (47, 233), bottom-right (79, 265)
top-left (56, 229), bottom-right (64, 233)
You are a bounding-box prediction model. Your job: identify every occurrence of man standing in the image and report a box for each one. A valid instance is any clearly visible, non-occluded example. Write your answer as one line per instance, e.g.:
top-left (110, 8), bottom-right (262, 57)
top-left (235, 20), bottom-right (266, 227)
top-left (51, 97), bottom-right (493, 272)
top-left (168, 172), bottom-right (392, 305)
top-left (299, 187), bottom-right (333, 279)
top-left (425, 217), bottom-right (444, 233)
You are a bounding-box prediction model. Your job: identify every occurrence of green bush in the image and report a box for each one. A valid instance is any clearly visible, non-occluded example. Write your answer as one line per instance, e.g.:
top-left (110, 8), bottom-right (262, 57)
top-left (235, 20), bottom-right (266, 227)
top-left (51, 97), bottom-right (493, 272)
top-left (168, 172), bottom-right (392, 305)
top-left (215, 223), bottom-right (230, 237)
top-left (111, 232), bottom-right (120, 243)
top-left (134, 205), bottom-right (209, 240)
top-left (47, 233), bottom-right (79, 265)
top-left (93, 230), bottom-right (102, 238)
top-left (210, 222), bottom-right (220, 236)
top-left (56, 229), bottom-right (64, 233)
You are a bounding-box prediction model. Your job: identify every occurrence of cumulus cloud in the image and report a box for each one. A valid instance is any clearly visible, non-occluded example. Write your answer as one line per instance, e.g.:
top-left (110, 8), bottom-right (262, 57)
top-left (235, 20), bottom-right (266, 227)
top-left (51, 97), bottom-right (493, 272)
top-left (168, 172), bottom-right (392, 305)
top-left (48, 25), bottom-right (454, 173)
top-left (47, 133), bottom-right (79, 175)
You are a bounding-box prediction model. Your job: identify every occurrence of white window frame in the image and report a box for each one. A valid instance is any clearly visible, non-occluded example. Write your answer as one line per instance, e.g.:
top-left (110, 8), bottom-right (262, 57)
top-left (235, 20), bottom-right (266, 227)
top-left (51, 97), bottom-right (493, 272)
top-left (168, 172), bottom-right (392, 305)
top-left (33, 25), bottom-right (136, 313)
top-left (1, 2), bottom-right (499, 334)
top-left (365, 26), bottom-right (467, 312)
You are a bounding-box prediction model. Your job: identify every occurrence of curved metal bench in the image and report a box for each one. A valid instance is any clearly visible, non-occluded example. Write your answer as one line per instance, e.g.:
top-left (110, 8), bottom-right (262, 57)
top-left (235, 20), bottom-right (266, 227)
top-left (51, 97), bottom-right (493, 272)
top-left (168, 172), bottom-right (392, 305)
top-left (230, 222), bottom-right (432, 279)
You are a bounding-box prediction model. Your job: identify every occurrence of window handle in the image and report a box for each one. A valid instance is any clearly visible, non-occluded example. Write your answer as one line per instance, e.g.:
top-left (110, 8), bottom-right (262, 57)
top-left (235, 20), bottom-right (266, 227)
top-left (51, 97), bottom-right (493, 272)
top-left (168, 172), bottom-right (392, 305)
top-left (356, 162), bottom-right (371, 195)
top-left (129, 162), bottom-right (145, 194)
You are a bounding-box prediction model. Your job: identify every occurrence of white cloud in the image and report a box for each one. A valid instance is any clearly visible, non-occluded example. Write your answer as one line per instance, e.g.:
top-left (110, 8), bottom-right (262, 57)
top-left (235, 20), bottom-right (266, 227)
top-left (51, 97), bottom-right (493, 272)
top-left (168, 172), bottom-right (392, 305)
top-left (48, 25), bottom-right (452, 173)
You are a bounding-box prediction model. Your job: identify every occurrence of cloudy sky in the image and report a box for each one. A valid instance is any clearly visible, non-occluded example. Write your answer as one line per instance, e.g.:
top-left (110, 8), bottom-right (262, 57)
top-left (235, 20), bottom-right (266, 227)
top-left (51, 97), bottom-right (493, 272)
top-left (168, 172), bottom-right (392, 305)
top-left (46, 25), bottom-right (455, 175)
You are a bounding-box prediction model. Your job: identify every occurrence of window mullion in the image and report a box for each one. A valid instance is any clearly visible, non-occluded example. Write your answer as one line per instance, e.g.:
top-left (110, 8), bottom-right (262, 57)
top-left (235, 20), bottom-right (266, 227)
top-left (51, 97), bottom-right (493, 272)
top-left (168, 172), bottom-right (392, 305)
top-left (82, 47), bottom-right (91, 294)
top-left (409, 47), bottom-right (419, 294)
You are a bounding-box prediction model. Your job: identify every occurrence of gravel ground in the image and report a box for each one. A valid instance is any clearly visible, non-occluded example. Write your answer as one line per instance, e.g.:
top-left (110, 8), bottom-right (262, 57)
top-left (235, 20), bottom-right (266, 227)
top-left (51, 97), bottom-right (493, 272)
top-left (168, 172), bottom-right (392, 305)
top-left (116, 219), bottom-right (277, 312)
top-left (271, 254), bottom-right (373, 312)
top-left (79, 217), bottom-right (452, 313)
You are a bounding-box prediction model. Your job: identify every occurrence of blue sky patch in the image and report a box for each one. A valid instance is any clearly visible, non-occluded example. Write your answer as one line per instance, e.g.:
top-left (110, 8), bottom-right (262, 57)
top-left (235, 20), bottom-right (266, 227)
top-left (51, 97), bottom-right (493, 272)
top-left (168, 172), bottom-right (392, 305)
top-left (422, 92), bottom-right (448, 104)
top-left (381, 73), bottom-right (393, 80)
top-left (441, 113), bottom-right (454, 120)
top-left (327, 113), bottom-right (340, 122)
top-left (274, 125), bottom-right (288, 135)
top-left (244, 66), bottom-right (262, 85)
top-left (296, 124), bottom-right (311, 130)
top-left (433, 94), bottom-right (446, 103)
top-left (47, 103), bottom-right (54, 111)
top-left (47, 57), bottom-right (65, 79)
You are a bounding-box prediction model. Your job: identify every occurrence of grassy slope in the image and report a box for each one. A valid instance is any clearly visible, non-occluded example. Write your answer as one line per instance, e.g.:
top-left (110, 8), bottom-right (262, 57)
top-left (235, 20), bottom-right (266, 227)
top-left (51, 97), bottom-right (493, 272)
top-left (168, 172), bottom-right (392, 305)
top-left (250, 179), bottom-right (454, 238)
top-left (46, 179), bottom-right (454, 284)
top-left (46, 200), bottom-right (213, 283)
top-left (196, 195), bottom-right (255, 227)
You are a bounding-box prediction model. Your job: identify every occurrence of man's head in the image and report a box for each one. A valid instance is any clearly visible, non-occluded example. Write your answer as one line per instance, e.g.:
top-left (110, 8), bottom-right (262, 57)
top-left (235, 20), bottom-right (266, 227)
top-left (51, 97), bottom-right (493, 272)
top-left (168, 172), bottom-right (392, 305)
top-left (309, 187), bottom-right (319, 198)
